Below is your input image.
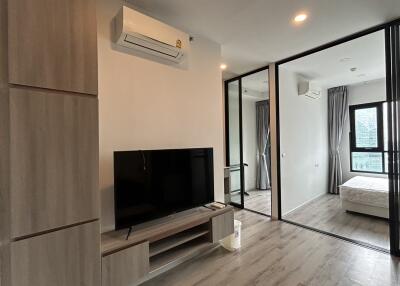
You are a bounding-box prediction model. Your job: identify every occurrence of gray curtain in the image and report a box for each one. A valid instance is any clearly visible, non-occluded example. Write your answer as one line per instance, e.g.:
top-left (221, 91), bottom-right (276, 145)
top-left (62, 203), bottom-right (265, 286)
top-left (328, 86), bottom-right (348, 194)
top-left (256, 100), bottom-right (271, 190)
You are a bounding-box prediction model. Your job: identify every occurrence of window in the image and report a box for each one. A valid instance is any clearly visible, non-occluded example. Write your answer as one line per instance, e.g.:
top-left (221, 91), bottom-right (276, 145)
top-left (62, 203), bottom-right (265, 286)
top-left (349, 102), bottom-right (388, 173)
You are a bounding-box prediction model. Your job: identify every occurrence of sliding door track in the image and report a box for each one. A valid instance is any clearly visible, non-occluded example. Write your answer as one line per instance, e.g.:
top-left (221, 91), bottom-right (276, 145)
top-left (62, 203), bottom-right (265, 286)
top-left (244, 208), bottom-right (271, 218)
top-left (281, 219), bottom-right (389, 254)
top-left (230, 204), bottom-right (272, 218)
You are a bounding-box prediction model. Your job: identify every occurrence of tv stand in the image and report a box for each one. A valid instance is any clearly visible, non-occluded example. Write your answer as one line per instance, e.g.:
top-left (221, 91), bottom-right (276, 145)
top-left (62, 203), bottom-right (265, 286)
top-left (101, 205), bottom-right (234, 286)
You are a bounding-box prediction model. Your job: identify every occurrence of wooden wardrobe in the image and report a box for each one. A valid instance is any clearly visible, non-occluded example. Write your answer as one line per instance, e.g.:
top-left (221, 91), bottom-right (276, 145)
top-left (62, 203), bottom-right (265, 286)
top-left (0, 0), bottom-right (100, 285)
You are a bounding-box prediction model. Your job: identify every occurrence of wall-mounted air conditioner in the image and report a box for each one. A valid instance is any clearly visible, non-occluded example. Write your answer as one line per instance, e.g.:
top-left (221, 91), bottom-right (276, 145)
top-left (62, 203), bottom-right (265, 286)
top-left (114, 6), bottom-right (189, 63)
top-left (298, 81), bottom-right (322, 99)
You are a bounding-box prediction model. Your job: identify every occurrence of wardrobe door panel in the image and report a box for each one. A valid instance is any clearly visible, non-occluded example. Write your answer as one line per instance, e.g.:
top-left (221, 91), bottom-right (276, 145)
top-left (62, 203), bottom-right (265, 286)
top-left (10, 87), bottom-right (99, 238)
top-left (8, 0), bottom-right (98, 94)
top-left (11, 222), bottom-right (100, 286)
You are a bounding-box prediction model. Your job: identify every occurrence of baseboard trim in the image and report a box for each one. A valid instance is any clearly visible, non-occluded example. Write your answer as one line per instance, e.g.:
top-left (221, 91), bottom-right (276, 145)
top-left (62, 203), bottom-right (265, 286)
top-left (282, 192), bottom-right (327, 217)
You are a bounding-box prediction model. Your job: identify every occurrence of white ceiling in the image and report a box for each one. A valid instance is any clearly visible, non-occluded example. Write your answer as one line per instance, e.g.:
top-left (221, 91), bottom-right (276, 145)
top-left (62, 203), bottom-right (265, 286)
top-left (128, 0), bottom-right (400, 78)
top-left (242, 69), bottom-right (269, 93)
top-left (281, 30), bottom-right (386, 89)
top-left (228, 69), bottom-right (269, 100)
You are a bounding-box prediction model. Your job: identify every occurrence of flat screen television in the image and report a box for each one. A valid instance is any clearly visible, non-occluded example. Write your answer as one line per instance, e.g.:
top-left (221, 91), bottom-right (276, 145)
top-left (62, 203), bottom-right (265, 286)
top-left (113, 148), bottom-right (214, 230)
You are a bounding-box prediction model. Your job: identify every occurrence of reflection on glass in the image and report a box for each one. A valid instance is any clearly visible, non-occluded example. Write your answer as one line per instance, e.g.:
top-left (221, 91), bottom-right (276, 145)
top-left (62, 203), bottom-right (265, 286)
top-left (228, 82), bottom-right (240, 166)
top-left (385, 152), bottom-right (389, 173)
top-left (241, 69), bottom-right (271, 215)
top-left (383, 103), bottom-right (388, 151)
top-left (230, 169), bottom-right (242, 205)
top-left (227, 80), bottom-right (243, 206)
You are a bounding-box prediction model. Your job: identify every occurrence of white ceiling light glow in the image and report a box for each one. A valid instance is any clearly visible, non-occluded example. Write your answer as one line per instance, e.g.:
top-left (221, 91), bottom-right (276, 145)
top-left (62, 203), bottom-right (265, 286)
top-left (294, 14), bottom-right (307, 23)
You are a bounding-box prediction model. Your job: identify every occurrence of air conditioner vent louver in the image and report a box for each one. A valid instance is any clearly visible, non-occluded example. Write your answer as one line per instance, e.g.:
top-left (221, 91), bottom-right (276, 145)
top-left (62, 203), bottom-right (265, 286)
top-left (114, 6), bottom-right (188, 63)
top-left (123, 34), bottom-right (181, 58)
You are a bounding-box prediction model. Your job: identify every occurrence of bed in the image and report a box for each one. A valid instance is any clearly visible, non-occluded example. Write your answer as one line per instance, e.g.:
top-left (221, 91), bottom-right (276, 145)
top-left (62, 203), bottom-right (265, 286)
top-left (339, 176), bottom-right (389, 219)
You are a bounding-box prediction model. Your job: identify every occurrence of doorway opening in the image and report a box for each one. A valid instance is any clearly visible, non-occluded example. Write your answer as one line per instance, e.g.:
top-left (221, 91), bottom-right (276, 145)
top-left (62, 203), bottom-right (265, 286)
top-left (275, 19), bottom-right (400, 255)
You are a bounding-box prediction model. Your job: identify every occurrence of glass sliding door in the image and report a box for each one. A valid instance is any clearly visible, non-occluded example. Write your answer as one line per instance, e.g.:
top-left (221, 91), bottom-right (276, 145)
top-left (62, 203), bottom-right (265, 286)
top-left (226, 80), bottom-right (244, 208)
top-left (278, 29), bottom-right (389, 251)
top-left (273, 17), bottom-right (400, 255)
top-left (387, 23), bottom-right (400, 256)
top-left (225, 67), bottom-right (271, 215)
top-left (241, 70), bottom-right (271, 215)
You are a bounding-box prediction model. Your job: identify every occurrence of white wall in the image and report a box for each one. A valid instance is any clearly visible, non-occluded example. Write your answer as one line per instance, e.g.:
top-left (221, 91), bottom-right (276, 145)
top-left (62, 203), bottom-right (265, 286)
top-left (97, 0), bottom-right (224, 232)
top-left (279, 68), bottom-right (329, 215)
top-left (340, 78), bottom-right (387, 182)
top-left (242, 96), bottom-right (258, 191)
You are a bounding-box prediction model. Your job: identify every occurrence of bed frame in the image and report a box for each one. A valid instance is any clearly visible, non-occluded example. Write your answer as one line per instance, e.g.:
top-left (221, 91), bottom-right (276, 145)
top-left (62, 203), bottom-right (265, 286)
top-left (341, 200), bottom-right (389, 219)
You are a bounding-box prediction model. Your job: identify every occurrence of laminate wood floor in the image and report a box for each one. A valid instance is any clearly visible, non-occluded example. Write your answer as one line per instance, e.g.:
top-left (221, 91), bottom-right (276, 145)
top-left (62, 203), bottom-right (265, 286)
top-left (232, 190), bottom-right (271, 215)
top-left (143, 210), bottom-right (399, 286)
top-left (284, 194), bottom-right (390, 250)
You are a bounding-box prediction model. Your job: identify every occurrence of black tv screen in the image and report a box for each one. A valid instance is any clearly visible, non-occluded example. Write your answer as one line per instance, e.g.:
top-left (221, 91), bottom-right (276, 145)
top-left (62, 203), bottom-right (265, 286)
top-left (114, 148), bottom-right (214, 230)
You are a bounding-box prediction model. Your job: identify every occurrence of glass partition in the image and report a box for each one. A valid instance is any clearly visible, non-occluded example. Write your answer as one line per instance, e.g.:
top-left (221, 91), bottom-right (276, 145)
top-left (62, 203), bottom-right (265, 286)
top-left (387, 23), bottom-right (400, 256)
top-left (241, 70), bottom-right (271, 215)
top-left (278, 29), bottom-right (389, 251)
top-left (226, 80), bottom-right (244, 207)
top-left (225, 68), bottom-right (271, 216)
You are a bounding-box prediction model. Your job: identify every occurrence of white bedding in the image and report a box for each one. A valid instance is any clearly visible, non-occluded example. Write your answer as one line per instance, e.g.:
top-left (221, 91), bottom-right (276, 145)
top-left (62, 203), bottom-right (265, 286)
top-left (339, 176), bottom-right (389, 209)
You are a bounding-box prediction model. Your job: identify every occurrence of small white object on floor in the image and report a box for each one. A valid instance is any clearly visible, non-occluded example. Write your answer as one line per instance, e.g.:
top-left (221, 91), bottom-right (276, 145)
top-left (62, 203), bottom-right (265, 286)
top-left (220, 220), bottom-right (241, 251)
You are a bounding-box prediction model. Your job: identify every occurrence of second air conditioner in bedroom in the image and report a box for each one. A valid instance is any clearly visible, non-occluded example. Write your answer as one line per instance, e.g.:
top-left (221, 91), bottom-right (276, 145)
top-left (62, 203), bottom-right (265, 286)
top-left (298, 81), bottom-right (322, 99)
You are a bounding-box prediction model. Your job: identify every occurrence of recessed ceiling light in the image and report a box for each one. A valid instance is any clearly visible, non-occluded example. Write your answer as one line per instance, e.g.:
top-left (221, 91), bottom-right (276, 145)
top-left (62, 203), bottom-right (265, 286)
top-left (220, 64), bottom-right (227, 70)
top-left (294, 14), bottom-right (307, 23)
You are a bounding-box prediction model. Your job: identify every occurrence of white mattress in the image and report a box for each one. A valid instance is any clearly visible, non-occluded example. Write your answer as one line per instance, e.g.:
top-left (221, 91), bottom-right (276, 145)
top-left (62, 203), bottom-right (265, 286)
top-left (339, 176), bottom-right (389, 209)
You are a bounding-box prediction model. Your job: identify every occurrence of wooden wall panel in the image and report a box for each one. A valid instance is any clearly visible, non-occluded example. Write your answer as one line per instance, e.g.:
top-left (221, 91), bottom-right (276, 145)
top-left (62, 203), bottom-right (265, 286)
top-left (102, 242), bottom-right (150, 286)
top-left (4, 0), bottom-right (100, 284)
top-left (0, 0), bottom-right (10, 285)
top-left (8, 0), bottom-right (98, 95)
top-left (10, 87), bottom-right (99, 238)
top-left (0, 89), bottom-right (10, 286)
top-left (11, 221), bottom-right (100, 286)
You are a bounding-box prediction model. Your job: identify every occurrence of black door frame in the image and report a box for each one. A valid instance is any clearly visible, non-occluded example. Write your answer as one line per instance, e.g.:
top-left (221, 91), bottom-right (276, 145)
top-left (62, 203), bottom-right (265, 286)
top-left (224, 67), bottom-right (270, 216)
top-left (273, 18), bottom-right (400, 255)
top-left (225, 79), bottom-right (245, 209)
top-left (387, 23), bottom-right (400, 256)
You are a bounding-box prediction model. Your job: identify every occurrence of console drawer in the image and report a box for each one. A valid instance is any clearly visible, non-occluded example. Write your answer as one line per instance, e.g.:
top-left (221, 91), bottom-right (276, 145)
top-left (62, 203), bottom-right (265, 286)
top-left (102, 241), bottom-right (149, 286)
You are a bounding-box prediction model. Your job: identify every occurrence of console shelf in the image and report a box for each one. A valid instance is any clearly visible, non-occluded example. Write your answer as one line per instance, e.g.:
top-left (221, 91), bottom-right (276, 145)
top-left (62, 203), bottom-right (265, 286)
top-left (150, 236), bottom-right (212, 273)
top-left (101, 205), bottom-right (233, 256)
top-left (149, 225), bottom-right (209, 257)
top-left (101, 205), bottom-right (234, 286)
